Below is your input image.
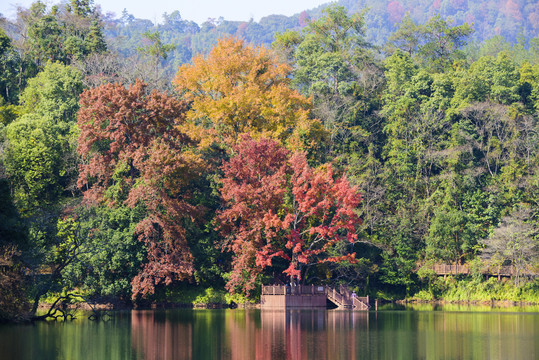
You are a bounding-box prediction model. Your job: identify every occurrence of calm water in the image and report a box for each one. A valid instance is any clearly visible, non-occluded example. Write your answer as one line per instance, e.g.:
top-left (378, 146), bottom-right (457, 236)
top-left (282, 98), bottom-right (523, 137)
top-left (0, 307), bottom-right (537, 360)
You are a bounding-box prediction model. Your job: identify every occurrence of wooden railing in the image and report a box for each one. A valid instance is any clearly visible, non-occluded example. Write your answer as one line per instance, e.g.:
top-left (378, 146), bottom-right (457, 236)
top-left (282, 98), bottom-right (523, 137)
top-left (327, 287), bottom-right (347, 308)
top-left (262, 285), bottom-right (370, 310)
top-left (431, 264), bottom-right (538, 277)
top-left (433, 264), bottom-right (470, 275)
top-left (334, 285), bottom-right (370, 310)
top-left (262, 284), bottom-right (327, 296)
top-left (352, 296), bottom-right (370, 310)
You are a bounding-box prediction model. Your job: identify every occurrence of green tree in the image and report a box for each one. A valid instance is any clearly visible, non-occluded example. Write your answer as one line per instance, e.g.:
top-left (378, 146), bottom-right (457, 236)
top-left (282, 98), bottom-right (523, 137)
top-left (26, 2), bottom-right (65, 66)
top-left (17, 0), bottom-right (107, 68)
top-left (0, 29), bottom-right (21, 104)
top-left (0, 173), bottom-right (29, 322)
top-left (0, 95), bottom-right (19, 126)
top-left (418, 16), bottom-right (473, 72)
top-left (63, 206), bottom-right (147, 301)
top-left (274, 4), bottom-right (383, 160)
top-left (386, 13), bottom-right (421, 56)
top-left (19, 61), bottom-right (83, 122)
top-left (3, 62), bottom-right (83, 214)
top-left (387, 14), bottom-right (473, 72)
top-left (137, 31), bottom-right (176, 82)
top-left (452, 52), bottom-right (520, 108)
top-left (3, 116), bottom-right (67, 213)
top-left (426, 206), bottom-right (475, 264)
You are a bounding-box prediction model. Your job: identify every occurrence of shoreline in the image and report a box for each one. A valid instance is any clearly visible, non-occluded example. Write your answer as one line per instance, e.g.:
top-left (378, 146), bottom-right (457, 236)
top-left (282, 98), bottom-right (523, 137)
top-left (37, 301), bottom-right (260, 312)
top-left (37, 298), bottom-right (538, 312)
top-left (396, 298), bottom-right (539, 307)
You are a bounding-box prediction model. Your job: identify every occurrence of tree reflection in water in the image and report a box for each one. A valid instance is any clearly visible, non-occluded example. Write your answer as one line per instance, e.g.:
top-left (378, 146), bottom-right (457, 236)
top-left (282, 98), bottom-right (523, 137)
top-left (130, 309), bottom-right (369, 360)
top-left (129, 308), bottom-right (539, 359)
top-left (0, 308), bottom-right (536, 359)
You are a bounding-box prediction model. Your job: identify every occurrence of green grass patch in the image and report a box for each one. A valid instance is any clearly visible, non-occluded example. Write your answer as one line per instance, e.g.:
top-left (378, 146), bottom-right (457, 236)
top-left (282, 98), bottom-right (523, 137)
top-left (411, 276), bottom-right (539, 303)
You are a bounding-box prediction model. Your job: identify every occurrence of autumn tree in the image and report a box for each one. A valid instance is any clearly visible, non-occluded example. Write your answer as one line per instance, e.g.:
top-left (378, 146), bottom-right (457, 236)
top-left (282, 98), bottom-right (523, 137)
top-left (173, 37), bottom-right (325, 151)
top-left (217, 136), bottom-right (362, 295)
top-left (77, 81), bottom-right (203, 299)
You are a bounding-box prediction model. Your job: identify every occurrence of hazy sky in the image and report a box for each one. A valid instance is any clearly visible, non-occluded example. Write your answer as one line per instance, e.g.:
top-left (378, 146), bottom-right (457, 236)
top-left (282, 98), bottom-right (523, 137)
top-left (1, 0), bottom-right (331, 24)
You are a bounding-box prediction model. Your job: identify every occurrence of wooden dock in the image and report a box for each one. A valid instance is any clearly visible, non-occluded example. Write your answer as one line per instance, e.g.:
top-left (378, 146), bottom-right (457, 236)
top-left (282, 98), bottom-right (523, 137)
top-left (261, 285), bottom-right (370, 310)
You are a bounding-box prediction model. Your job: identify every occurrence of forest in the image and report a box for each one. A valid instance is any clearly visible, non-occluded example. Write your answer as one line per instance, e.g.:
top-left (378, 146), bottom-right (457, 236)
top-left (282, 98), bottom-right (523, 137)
top-left (0, 0), bottom-right (538, 321)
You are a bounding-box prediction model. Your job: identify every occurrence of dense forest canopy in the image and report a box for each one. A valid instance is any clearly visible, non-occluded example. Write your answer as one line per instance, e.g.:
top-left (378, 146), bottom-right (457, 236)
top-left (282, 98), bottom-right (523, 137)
top-left (99, 0), bottom-right (539, 79)
top-left (0, 0), bottom-right (537, 321)
top-left (3, 0), bottom-right (537, 81)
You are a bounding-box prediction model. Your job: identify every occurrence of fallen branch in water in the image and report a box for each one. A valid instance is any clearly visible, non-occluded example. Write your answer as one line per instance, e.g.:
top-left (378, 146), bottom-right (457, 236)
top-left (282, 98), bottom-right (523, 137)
top-left (32, 293), bottom-right (112, 321)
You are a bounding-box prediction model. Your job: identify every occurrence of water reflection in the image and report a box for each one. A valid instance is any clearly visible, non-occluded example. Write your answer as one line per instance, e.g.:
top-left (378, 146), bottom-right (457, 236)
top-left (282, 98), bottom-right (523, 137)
top-left (131, 310), bottom-right (194, 359)
top-left (0, 308), bottom-right (537, 359)
top-left (130, 310), bottom-right (370, 360)
top-left (257, 310), bottom-right (369, 360)
top-left (129, 309), bottom-right (538, 360)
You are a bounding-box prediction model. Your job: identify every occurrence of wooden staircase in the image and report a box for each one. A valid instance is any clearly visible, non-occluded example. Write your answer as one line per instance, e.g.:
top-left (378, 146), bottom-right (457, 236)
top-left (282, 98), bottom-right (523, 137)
top-left (326, 285), bottom-right (370, 310)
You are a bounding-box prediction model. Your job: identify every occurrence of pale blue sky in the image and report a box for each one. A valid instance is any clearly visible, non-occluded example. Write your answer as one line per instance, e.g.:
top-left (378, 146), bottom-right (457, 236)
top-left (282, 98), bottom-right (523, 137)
top-left (1, 0), bottom-right (331, 24)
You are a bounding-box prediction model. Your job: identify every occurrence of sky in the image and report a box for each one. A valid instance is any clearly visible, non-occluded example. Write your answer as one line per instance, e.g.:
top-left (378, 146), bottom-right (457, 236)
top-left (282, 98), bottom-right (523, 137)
top-left (1, 0), bottom-right (331, 24)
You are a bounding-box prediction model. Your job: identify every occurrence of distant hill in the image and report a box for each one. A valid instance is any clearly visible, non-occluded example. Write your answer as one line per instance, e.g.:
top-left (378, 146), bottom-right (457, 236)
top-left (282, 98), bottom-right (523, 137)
top-left (103, 9), bottom-right (313, 74)
top-left (103, 0), bottom-right (538, 73)
top-left (338, 0), bottom-right (538, 45)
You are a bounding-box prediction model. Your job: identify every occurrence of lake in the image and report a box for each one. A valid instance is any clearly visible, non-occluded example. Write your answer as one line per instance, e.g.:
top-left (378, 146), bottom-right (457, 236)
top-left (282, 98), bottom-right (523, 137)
top-left (0, 306), bottom-right (537, 359)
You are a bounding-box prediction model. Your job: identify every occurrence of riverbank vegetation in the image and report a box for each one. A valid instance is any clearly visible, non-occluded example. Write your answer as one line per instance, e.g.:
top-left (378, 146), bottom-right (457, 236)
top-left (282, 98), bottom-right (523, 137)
top-left (0, 1), bottom-right (538, 321)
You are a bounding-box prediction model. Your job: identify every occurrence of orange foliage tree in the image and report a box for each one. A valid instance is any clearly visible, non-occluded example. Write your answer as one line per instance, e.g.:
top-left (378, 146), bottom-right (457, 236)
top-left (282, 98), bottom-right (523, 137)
top-left (77, 81), bottom-right (203, 298)
top-left (173, 37), bottom-right (326, 150)
top-left (217, 136), bottom-right (362, 294)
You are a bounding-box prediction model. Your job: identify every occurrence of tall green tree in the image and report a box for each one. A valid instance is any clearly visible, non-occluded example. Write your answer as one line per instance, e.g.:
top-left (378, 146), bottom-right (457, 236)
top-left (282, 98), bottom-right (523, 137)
top-left (275, 4), bottom-right (383, 160)
top-left (136, 31), bottom-right (176, 86)
top-left (19, 61), bottom-right (83, 122)
top-left (3, 62), bottom-right (83, 213)
top-left (16, 0), bottom-right (107, 68)
top-left (388, 15), bottom-right (473, 72)
top-left (417, 16), bottom-right (473, 72)
top-left (0, 29), bottom-right (21, 104)
top-left (3, 116), bottom-right (68, 214)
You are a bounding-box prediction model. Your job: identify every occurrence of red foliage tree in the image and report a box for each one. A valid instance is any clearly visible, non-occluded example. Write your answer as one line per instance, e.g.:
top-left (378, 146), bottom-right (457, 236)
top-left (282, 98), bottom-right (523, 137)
top-left (77, 80), bottom-right (203, 298)
top-left (503, 0), bottom-right (522, 21)
top-left (217, 136), bottom-right (362, 294)
top-left (298, 11), bottom-right (311, 28)
top-left (387, 1), bottom-right (405, 24)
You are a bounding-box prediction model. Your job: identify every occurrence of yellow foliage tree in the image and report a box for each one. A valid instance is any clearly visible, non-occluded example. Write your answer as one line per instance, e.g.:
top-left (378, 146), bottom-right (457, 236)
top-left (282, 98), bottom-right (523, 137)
top-left (173, 37), bottom-right (326, 150)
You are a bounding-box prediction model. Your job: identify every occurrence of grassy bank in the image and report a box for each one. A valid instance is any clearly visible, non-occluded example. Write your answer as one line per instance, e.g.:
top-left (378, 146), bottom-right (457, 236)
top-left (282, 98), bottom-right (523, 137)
top-left (411, 276), bottom-right (539, 303)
